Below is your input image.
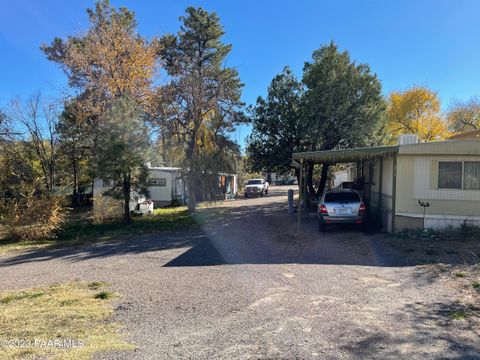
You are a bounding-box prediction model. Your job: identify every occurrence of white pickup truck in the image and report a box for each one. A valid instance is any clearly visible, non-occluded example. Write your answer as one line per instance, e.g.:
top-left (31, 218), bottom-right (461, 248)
top-left (244, 179), bottom-right (269, 198)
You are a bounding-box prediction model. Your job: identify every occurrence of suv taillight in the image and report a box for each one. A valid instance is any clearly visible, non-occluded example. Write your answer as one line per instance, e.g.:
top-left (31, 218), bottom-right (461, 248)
top-left (359, 202), bottom-right (366, 214)
top-left (319, 204), bottom-right (328, 215)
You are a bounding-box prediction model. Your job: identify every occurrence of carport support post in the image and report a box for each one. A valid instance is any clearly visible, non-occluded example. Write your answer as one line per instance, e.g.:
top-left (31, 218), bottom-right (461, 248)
top-left (297, 160), bottom-right (304, 230)
top-left (303, 162), bottom-right (308, 215)
top-left (288, 189), bottom-right (294, 214)
top-left (378, 157), bottom-right (383, 228)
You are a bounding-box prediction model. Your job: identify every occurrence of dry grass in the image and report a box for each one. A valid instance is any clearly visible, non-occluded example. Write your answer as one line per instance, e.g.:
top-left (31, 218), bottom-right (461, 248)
top-left (417, 263), bottom-right (480, 323)
top-left (0, 194), bottom-right (65, 242)
top-left (0, 282), bottom-right (133, 359)
top-left (0, 204), bottom-right (230, 255)
top-left (388, 228), bottom-right (480, 323)
top-left (0, 206), bottom-right (197, 254)
top-left (0, 238), bottom-right (54, 254)
top-left (388, 227), bottom-right (480, 265)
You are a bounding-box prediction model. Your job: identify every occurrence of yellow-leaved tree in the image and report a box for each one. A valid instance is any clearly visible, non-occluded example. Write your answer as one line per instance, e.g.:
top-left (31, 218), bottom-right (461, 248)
top-left (386, 87), bottom-right (451, 143)
top-left (41, 0), bottom-right (159, 115)
top-left (41, 0), bottom-right (160, 223)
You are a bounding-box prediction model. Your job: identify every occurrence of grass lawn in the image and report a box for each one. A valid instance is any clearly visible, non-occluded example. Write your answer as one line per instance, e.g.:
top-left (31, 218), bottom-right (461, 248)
top-left (0, 282), bottom-right (133, 359)
top-left (0, 206), bottom-right (197, 254)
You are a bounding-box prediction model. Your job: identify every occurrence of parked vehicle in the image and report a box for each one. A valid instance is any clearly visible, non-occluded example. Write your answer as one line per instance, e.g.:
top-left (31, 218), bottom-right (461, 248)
top-left (274, 178), bottom-right (297, 186)
top-left (244, 179), bottom-right (269, 198)
top-left (318, 189), bottom-right (366, 231)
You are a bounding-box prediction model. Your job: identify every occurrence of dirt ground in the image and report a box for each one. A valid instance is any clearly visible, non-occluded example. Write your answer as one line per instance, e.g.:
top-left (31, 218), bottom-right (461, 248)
top-left (0, 186), bottom-right (479, 359)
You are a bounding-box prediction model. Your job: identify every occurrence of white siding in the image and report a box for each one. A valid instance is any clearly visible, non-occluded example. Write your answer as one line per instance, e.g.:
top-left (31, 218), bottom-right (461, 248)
top-left (147, 169), bottom-right (175, 203)
top-left (333, 170), bottom-right (349, 188)
top-left (413, 156), bottom-right (480, 201)
top-left (382, 157), bottom-right (393, 197)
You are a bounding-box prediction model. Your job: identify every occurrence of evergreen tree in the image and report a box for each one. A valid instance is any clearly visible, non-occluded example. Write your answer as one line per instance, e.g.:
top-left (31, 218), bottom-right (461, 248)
top-left (247, 43), bottom-right (385, 197)
top-left (302, 43), bottom-right (385, 195)
top-left (56, 98), bottom-right (94, 205)
top-left (95, 95), bottom-right (151, 224)
top-left (157, 7), bottom-right (246, 212)
top-left (247, 67), bottom-right (305, 179)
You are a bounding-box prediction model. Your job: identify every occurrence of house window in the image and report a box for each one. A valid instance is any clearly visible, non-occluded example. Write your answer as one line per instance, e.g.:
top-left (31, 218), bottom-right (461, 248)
top-left (150, 178), bottom-right (166, 186)
top-left (219, 175), bottom-right (226, 188)
top-left (438, 162), bottom-right (462, 189)
top-left (464, 162), bottom-right (480, 190)
top-left (437, 161), bottom-right (480, 190)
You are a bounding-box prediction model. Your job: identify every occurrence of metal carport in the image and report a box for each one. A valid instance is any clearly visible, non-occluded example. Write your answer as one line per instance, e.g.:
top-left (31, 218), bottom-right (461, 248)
top-left (292, 145), bottom-right (399, 229)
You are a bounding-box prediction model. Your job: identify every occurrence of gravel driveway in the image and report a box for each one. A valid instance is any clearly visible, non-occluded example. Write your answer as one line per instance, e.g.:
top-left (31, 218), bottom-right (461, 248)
top-left (1, 186), bottom-right (479, 359)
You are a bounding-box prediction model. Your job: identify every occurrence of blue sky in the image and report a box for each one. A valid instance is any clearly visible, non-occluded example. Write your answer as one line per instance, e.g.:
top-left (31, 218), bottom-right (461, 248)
top-left (1, 0), bottom-right (480, 148)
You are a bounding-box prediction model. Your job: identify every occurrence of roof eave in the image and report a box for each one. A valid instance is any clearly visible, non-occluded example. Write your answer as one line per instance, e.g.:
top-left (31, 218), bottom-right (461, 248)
top-left (292, 145), bottom-right (399, 163)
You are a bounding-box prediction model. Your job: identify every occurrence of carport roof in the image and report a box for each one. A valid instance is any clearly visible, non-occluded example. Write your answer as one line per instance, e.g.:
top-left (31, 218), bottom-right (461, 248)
top-left (292, 145), bottom-right (399, 163)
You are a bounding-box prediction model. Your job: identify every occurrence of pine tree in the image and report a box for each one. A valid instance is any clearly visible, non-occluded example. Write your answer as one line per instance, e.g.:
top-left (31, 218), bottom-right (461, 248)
top-left (95, 95), bottom-right (151, 224)
top-left (157, 7), bottom-right (246, 212)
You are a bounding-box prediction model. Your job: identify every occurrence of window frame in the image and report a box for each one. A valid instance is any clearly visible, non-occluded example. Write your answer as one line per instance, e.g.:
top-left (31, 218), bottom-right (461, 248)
top-left (437, 160), bottom-right (480, 190)
top-left (464, 161), bottom-right (480, 190)
top-left (437, 161), bottom-right (463, 190)
top-left (150, 178), bottom-right (167, 187)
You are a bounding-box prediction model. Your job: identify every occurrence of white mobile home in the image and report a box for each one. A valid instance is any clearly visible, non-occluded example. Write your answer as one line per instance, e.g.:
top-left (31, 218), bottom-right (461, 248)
top-left (93, 165), bottom-right (238, 218)
top-left (293, 135), bottom-right (480, 231)
top-left (146, 166), bottom-right (185, 207)
top-left (92, 167), bottom-right (184, 218)
top-left (146, 166), bottom-right (238, 205)
top-left (92, 179), bottom-right (148, 219)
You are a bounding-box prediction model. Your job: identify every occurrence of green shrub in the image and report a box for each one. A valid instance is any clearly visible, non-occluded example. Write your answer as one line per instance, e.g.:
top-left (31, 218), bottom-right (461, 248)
top-left (451, 311), bottom-right (468, 320)
top-left (94, 291), bottom-right (113, 300)
top-left (88, 281), bottom-right (107, 289)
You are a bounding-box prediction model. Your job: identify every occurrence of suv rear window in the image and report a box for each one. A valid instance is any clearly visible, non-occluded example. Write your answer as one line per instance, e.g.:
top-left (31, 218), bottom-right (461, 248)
top-left (324, 192), bottom-right (360, 203)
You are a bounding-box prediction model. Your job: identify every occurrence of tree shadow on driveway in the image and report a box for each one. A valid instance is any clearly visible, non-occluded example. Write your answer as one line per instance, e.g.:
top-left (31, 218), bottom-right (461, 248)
top-left (1, 192), bottom-right (477, 269)
top-left (165, 202), bottom-right (410, 267)
top-left (0, 230), bottom-right (223, 266)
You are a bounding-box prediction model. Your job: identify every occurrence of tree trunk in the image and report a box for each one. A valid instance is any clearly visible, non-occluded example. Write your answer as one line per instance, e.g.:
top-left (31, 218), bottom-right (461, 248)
top-left (306, 162), bottom-right (315, 196)
top-left (187, 176), bottom-right (197, 214)
top-left (186, 133), bottom-right (198, 214)
top-left (49, 163), bottom-right (54, 192)
top-left (294, 167), bottom-right (300, 184)
top-left (72, 147), bottom-right (78, 206)
top-left (123, 173), bottom-right (131, 224)
top-left (316, 163), bottom-right (331, 196)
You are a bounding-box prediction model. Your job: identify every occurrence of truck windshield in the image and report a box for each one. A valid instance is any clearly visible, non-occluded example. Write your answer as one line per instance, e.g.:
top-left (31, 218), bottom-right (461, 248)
top-left (247, 180), bottom-right (263, 185)
top-left (324, 192), bottom-right (360, 203)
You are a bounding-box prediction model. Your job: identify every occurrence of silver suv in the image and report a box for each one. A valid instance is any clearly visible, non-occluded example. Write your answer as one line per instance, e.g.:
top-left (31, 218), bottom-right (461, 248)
top-left (318, 190), bottom-right (366, 231)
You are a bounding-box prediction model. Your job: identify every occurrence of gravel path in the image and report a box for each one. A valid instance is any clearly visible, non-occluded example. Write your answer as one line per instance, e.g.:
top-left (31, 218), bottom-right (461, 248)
top-left (1, 186), bottom-right (479, 359)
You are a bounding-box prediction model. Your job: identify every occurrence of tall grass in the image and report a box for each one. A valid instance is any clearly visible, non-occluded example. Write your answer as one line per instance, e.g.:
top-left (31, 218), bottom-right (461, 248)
top-left (0, 206), bottom-right (197, 253)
